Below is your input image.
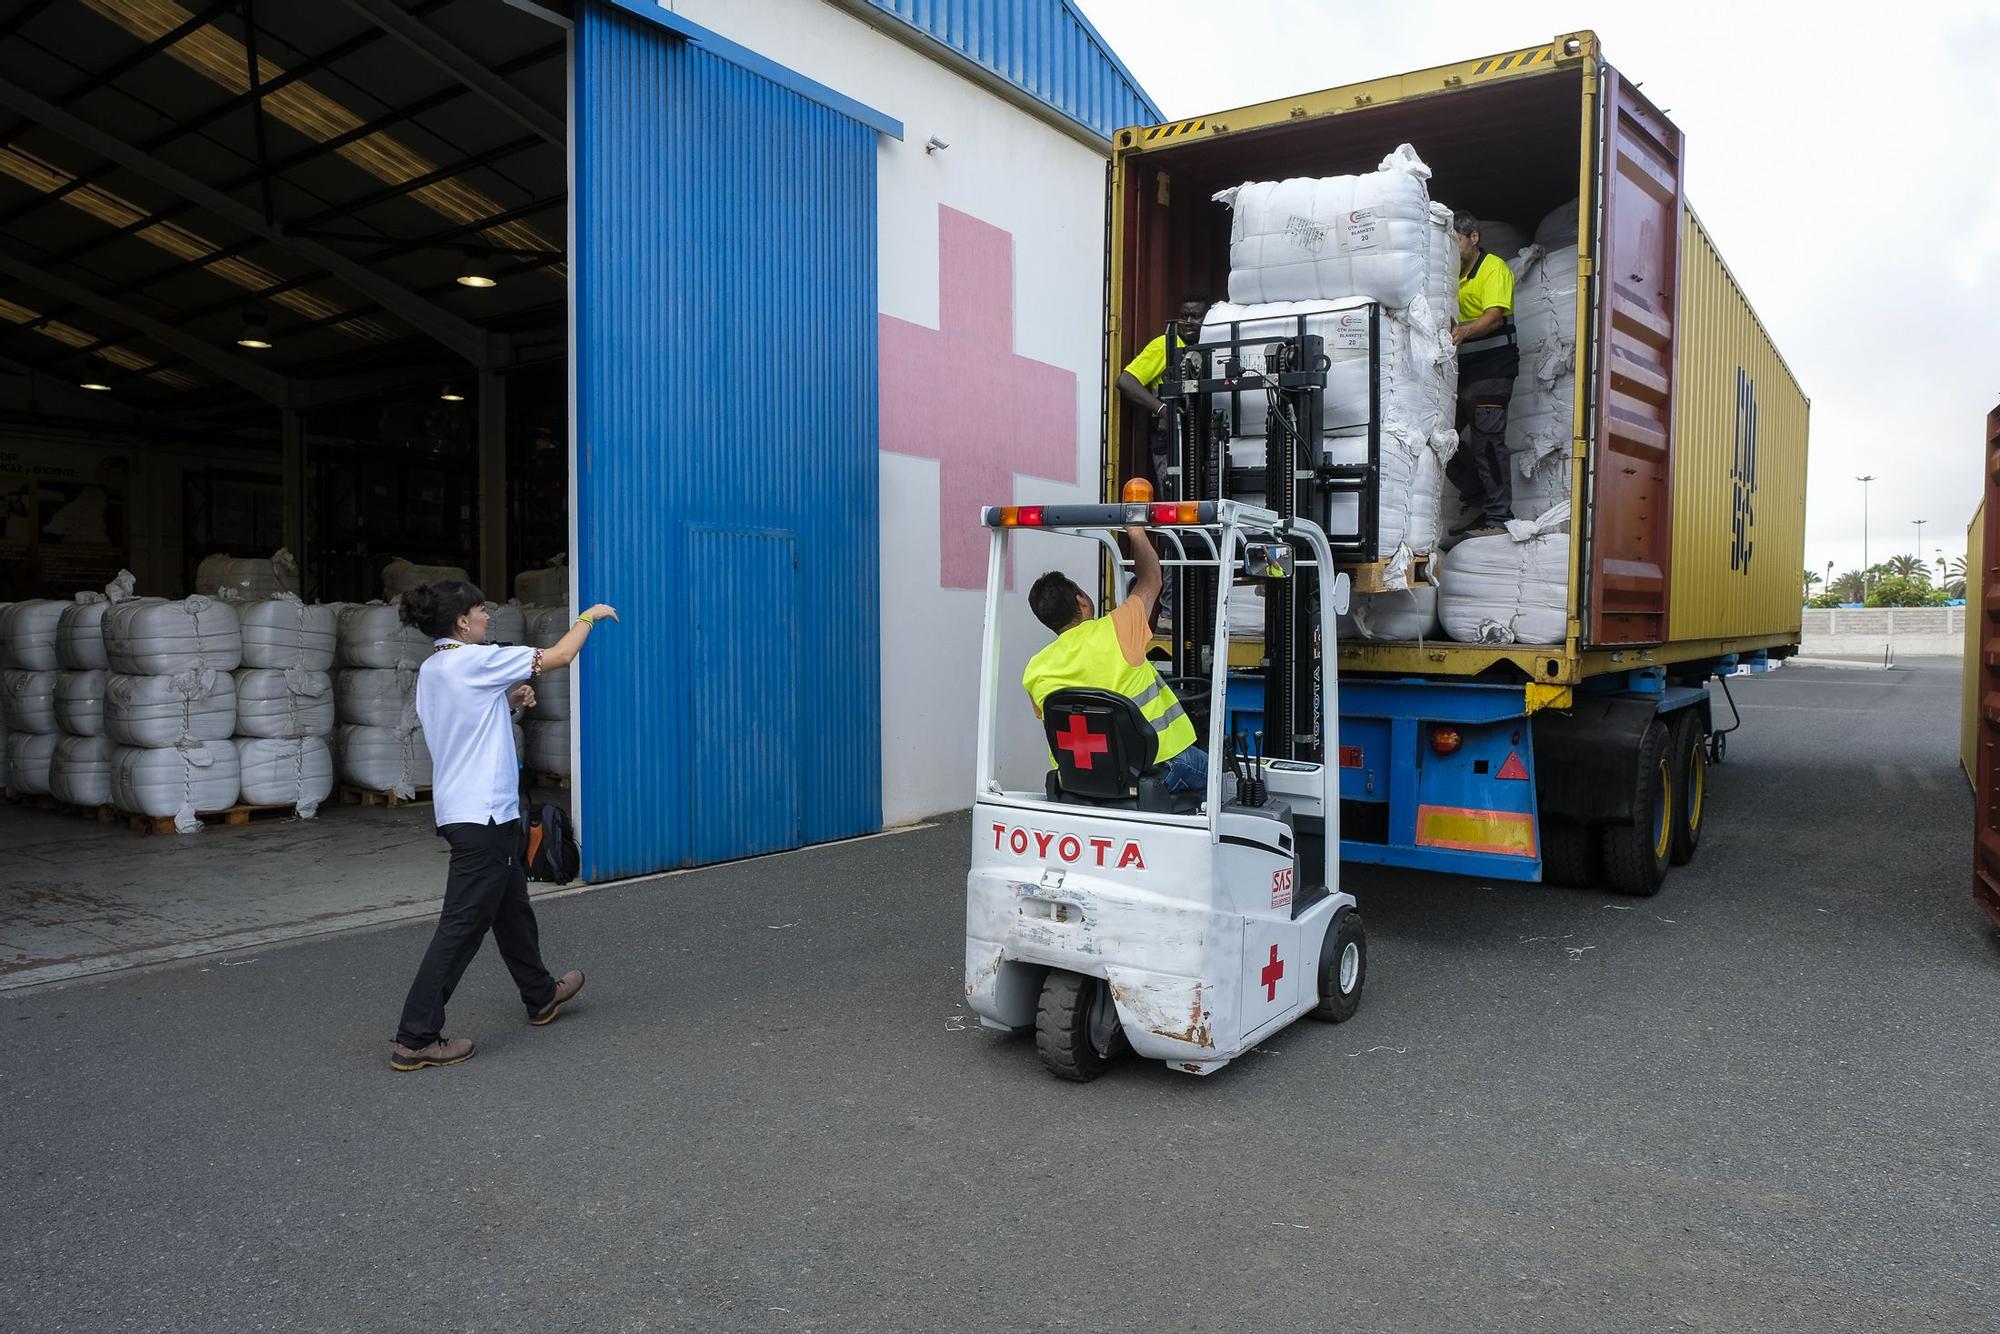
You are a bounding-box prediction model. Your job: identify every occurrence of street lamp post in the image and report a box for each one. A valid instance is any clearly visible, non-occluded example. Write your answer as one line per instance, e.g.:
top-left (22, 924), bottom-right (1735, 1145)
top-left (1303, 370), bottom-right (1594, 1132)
top-left (1912, 518), bottom-right (1927, 564)
top-left (1856, 475), bottom-right (1876, 590)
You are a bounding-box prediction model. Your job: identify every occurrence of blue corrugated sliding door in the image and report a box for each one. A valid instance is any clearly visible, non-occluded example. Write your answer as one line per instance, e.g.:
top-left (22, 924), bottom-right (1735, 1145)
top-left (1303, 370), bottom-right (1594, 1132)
top-left (572, 1), bottom-right (882, 879)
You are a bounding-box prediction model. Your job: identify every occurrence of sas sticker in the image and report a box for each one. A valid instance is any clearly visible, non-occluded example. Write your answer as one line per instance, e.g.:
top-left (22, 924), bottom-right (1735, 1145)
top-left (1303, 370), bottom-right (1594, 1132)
top-left (1271, 865), bottom-right (1295, 911)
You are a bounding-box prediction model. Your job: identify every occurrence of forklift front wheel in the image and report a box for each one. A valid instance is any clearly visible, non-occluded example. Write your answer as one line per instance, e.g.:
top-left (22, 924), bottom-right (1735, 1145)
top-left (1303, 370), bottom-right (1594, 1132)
top-left (1035, 971), bottom-right (1127, 1082)
top-left (1310, 911), bottom-right (1366, 1023)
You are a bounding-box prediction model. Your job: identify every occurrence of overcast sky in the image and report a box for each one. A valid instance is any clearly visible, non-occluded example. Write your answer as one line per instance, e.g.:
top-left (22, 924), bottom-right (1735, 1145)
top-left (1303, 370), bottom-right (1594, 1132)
top-left (1076, 0), bottom-right (2000, 582)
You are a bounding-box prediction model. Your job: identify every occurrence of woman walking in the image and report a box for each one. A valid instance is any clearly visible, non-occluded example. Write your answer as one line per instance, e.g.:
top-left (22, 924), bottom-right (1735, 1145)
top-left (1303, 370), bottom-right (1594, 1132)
top-left (388, 580), bottom-right (619, 1072)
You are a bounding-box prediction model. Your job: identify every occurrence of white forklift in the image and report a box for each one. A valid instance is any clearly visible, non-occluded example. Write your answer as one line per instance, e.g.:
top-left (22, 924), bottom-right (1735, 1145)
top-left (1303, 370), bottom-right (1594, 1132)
top-left (964, 494), bottom-right (1366, 1080)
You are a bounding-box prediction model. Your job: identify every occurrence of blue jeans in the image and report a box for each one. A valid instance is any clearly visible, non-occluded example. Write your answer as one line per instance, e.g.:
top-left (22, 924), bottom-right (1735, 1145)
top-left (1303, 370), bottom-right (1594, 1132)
top-left (1160, 745), bottom-right (1208, 794)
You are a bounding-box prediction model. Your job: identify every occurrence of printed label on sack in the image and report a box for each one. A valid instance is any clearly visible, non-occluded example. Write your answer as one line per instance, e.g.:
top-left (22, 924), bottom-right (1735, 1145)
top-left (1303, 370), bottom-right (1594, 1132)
top-left (1332, 312), bottom-right (1369, 350)
top-left (1283, 215), bottom-right (1327, 254)
top-left (1342, 207), bottom-right (1382, 251)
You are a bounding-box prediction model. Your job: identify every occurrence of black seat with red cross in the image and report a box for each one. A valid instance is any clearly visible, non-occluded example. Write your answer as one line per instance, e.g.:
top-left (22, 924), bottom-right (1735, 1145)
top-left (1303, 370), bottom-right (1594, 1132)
top-left (1042, 688), bottom-right (1201, 814)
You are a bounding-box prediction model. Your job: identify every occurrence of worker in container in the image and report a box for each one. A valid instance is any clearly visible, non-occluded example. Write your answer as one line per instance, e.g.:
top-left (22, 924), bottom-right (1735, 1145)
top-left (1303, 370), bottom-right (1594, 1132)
top-left (386, 580), bottom-right (619, 1072)
top-left (1115, 289), bottom-right (1211, 629)
top-left (1023, 524), bottom-right (1206, 794)
top-left (1448, 213), bottom-right (1519, 537)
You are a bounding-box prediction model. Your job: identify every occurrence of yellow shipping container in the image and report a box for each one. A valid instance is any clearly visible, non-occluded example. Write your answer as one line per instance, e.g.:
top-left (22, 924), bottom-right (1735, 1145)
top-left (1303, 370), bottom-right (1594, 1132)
top-left (1963, 498), bottom-right (1985, 784)
top-left (1107, 31), bottom-right (1809, 687)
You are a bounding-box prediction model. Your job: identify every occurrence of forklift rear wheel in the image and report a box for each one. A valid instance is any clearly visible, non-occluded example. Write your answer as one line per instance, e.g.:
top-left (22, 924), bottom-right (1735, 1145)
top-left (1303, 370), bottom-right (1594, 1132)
top-left (1600, 721), bottom-right (1673, 897)
top-left (1540, 818), bottom-right (1599, 889)
top-left (1668, 713), bottom-right (1707, 866)
top-left (1035, 970), bottom-right (1126, 1082)
top-left (1309, 912), bottom-right (1366, 1023)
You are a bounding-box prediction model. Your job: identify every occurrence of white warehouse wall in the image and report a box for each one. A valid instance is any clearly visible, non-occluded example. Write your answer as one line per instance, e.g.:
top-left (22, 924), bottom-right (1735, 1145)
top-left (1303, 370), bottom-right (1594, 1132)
top-left (673, 0), bottom-right (1118, 826)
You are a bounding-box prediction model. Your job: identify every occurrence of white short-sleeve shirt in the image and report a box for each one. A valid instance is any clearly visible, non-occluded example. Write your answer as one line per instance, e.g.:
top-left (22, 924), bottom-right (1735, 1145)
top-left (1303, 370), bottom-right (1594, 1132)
top-left (417, 640), bottom-right (538, 827)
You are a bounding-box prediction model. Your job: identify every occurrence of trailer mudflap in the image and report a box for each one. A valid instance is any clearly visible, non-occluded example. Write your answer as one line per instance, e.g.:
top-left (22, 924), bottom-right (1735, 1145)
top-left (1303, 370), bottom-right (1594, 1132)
top-left (1533, 695), bottom-right (1660, 824)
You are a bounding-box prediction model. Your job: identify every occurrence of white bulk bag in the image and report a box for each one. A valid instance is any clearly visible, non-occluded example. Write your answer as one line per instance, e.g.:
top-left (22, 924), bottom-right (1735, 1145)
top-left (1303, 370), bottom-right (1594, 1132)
top-left (2, 669), bottom-right (58, 734)
top-left (0, 599), bottom-right (67, 670)
top-left (104, 669), bottom-right (237, 747)
top-left (527, 608), bottom-right (571, 721)
top-left (381, 558), bottom-right (470, 599)
top-left (1424, 203), bottom-right (1459, 334)
top-left (1535, 198), bottom-right (1580, 250)
top-left (336, 723), bottom-right (433, 798)
top-left (103, 596), bottom-right (243, 674)
top-left (337, 601), bottom-right (431, 669)
top-left (1437, 504), bottom-right (1571, 646)
top-left (57, 599), bottom-right (112, 670)
top-left (1508, 245), bottom-right (1580, 375)
top-left (1216, 146), bottom-right (1439, 308)
top-left (111, 738), bottom-right (241, 830)
top-left (1505, 366), bottom-right (1575, 526)
top-left (196, 548), bottom-right (300, 601)
top-left (485, 601), bottom-right (526, 647)
top-left (1348, 584), bottom-right (1441, 642)
top-left (523, 719), bottom-right (570, 775)
top-left (235, 668), bottom-right (336, 739)
top-left (335, 667), bottom-right (417, 729)
top-left (1474, 217), bottom-right (1531, 261)
top-left (238, 736), bottom-right (333, 817)
top-left (239, 595), bottom-right (336, 671)
top-left (55, 670), bottom-right (106, 736)
top-left (515, 555), bottom-right (568, 607)
top-left (49, 734), bottom-right (114, 807)
top-left (7, 730), bottom-right (57, 795)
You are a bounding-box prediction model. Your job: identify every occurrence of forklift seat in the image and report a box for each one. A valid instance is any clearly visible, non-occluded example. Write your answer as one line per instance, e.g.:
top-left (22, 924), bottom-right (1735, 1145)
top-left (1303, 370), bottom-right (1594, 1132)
top-left (1041, 688), bottom-right (1201, 814)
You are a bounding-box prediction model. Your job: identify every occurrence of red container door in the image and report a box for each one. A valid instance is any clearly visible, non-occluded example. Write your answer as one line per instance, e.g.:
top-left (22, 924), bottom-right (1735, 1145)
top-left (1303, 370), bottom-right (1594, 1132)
top-left (1974, 407), bottom-right (2000, 929)
top-left (1586, 67), bottom-right (1684, 645)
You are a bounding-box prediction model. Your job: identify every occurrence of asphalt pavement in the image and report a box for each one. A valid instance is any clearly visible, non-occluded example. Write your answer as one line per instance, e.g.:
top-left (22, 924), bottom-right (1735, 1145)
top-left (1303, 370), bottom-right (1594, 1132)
top-left (2, 661), bottom-right (1993, 1333)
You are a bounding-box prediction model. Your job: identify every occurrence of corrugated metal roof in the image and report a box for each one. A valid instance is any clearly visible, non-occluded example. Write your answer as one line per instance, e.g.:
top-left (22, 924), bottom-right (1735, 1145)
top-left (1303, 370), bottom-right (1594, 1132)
top-left (863, 0), bottom-right (1162, 141)
top-left (573, 2), bottom-right (883, 878)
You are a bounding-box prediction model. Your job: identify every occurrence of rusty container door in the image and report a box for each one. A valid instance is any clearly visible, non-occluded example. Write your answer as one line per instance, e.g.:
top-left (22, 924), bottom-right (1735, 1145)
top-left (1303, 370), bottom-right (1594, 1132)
top-left (1973, 407), bottom-right (2000, 929)
top-left (1585, 66), bottom-right (1684, 644)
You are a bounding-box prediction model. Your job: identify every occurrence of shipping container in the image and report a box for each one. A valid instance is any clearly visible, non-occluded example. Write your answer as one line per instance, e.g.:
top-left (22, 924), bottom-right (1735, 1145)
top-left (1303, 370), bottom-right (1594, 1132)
top-left (1085, 32), bottom-right (1808, 894)
top-left (1103, 30), bottom-right (1808, 686)
top-left (1971, 407), bottom-right (2000, 929)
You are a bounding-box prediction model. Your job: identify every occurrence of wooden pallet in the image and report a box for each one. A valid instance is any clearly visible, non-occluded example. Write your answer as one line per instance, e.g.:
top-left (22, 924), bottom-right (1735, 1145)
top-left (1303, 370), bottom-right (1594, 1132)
top-left (128, 801), bottom-right (300, 836)
top-left (338, 783), bottom-right (432, 809)
top-left (1337, 552), bottom-right (1432, 595)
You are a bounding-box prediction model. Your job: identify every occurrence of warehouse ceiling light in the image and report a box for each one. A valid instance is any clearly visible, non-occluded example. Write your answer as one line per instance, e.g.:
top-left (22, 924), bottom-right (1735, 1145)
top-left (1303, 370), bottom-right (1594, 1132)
top-left (439, 384), bottom-right (466, 402)
top-left (79, 380), bottom-right (112, 391)
top-left (455, 249), bottom-right (497, 288)
top-left (236, 310), bottom-right (273, 349)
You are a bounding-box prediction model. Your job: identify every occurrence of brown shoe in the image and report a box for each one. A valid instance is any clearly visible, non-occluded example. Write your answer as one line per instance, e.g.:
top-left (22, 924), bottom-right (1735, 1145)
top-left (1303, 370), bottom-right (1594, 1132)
top-left (529, 969), bottom-right (585, 1026)
top-left (389, 1036), bottom-right (476, 1071)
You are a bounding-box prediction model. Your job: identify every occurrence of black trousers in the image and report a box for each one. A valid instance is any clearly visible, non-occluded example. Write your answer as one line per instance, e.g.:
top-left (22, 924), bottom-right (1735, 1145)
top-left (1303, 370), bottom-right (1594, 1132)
top-left (1147, 418), bottom-right (1177, 620)
top-left (1449, 365), bottom-right (1519, 527)
top-left (395, 819), bottom-right (556, 1048)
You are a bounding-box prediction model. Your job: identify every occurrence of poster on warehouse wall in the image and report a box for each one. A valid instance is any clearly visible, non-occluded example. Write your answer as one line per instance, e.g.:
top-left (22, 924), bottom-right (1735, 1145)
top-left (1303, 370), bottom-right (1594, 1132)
top-left (0, 439), bottom-right (131, 599)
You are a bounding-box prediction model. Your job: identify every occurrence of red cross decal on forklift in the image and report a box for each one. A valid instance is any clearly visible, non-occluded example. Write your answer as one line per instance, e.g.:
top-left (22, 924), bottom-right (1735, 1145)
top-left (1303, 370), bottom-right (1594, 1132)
top-left (1260, 944), bottom-right (1284, 1001)
top-left (1055, 714), bottom-right (1109, 769)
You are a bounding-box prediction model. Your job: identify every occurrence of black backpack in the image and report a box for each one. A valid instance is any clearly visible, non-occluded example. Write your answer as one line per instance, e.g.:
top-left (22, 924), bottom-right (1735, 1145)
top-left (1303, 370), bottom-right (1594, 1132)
top-left (521, 801), bottom-right (580, 884)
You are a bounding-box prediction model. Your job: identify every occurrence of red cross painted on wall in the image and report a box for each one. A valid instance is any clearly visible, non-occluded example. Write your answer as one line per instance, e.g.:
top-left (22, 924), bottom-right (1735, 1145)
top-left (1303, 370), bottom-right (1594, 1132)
top-left (880, 206), bottom-right (1080, 590)
top-left (1260, 944), bottom-right (1285, 1002)
top-left (1054, 713), bottom-right (1108, 770)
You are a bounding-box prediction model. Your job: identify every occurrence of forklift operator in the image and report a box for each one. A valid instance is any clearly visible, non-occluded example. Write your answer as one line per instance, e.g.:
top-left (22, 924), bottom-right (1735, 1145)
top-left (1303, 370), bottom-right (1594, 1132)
top-left (1023, 525), bottom-right (1208, 794)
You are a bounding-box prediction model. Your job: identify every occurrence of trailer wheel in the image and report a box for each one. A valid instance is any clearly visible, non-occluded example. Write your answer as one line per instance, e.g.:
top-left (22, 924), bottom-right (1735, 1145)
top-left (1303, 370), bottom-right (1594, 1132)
top-left (1669, 714), bottom-right (1707, 866)
top-left (1706, 730), bottom-right (1727, 765)
top-left (1600, 721), bottom-right (1673, 897)
top-left (1310, 911), bottom-right (1366, 1023)
top-left (1035, 971), bottom-right (1126, 1082)
top-left (1540, 818), bottom-right (1599, 888)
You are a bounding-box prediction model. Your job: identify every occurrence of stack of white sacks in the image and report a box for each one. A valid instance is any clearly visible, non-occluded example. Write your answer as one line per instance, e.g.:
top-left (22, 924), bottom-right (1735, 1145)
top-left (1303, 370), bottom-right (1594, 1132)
top-left (515, 556), bottom-right (571, 779)
top-left (233, 594), bottom-right (336, 816)
top-left (196, 547), bottom-right (300, 600)
top-left (2, 598), bottom-right (70, 799)
top-left (334, 600), bottom-right (434, 799)
top-left (1207, 145), bottom-right (1459, 643)
top-left (46, 574), bottom-right (135, 808)
top-left (1436, 199), bottom-right (1580, 647)
top-left (102, 595), bottom-right (244, 831)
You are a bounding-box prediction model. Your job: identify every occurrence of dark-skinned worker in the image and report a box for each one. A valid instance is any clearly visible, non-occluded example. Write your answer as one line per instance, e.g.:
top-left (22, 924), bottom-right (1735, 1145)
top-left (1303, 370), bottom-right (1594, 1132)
top-left (1022, 525), bottom-right (1206, 795)
top-left (1115, 289), bottom-right (1211, 629)
top-left (1446, 213), bottom-right (1518, 537)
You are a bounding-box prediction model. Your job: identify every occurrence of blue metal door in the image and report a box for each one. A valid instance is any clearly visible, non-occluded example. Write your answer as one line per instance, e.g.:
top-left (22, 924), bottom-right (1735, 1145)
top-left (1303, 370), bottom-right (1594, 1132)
top-left (572, 2), bottom-right (884, 878)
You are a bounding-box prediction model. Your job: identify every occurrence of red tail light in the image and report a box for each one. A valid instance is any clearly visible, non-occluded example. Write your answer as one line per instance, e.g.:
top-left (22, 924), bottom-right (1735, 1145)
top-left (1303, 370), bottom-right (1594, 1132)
top-left (1430, 726), bottom-right (1462, 755)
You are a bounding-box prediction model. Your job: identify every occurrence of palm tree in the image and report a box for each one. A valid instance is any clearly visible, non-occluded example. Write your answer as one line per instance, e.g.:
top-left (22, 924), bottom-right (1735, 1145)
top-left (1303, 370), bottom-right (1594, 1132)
top-left (1803, 568), bottom-right (1823, 594)
top-left (1938, 554), bottom-right (1967, 600)
top-left (1829, 570), bottom-right (1866, 602)
top-left (1884, 553), bottom-right (1930, 584)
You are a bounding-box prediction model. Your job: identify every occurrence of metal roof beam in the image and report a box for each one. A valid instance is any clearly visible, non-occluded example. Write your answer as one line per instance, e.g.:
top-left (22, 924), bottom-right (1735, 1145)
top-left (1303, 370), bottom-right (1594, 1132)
top-left (0, 251), bottom-right (289, 405)
top-left (338, 0), bottom-right (563, 146)
top-left (0, 80), bottom-right (495, 368)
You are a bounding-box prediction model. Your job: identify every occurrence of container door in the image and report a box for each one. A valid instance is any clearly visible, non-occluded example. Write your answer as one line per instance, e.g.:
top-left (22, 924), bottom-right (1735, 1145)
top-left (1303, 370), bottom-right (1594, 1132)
top-left (1585, 66), bottom-right (1684, 644)
top-left (1973, 408), bottom-right (2000, 928)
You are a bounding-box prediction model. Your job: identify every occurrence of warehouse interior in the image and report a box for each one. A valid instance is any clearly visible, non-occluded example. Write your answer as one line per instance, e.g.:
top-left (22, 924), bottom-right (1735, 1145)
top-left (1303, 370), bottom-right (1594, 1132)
top-left (0, 0), bottom-right (580, 987)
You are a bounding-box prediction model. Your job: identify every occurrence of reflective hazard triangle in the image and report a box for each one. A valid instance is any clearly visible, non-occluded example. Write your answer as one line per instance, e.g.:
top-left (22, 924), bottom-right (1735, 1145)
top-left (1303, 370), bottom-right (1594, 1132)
top-left (1496, 751), bottom-right (1530, 781)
